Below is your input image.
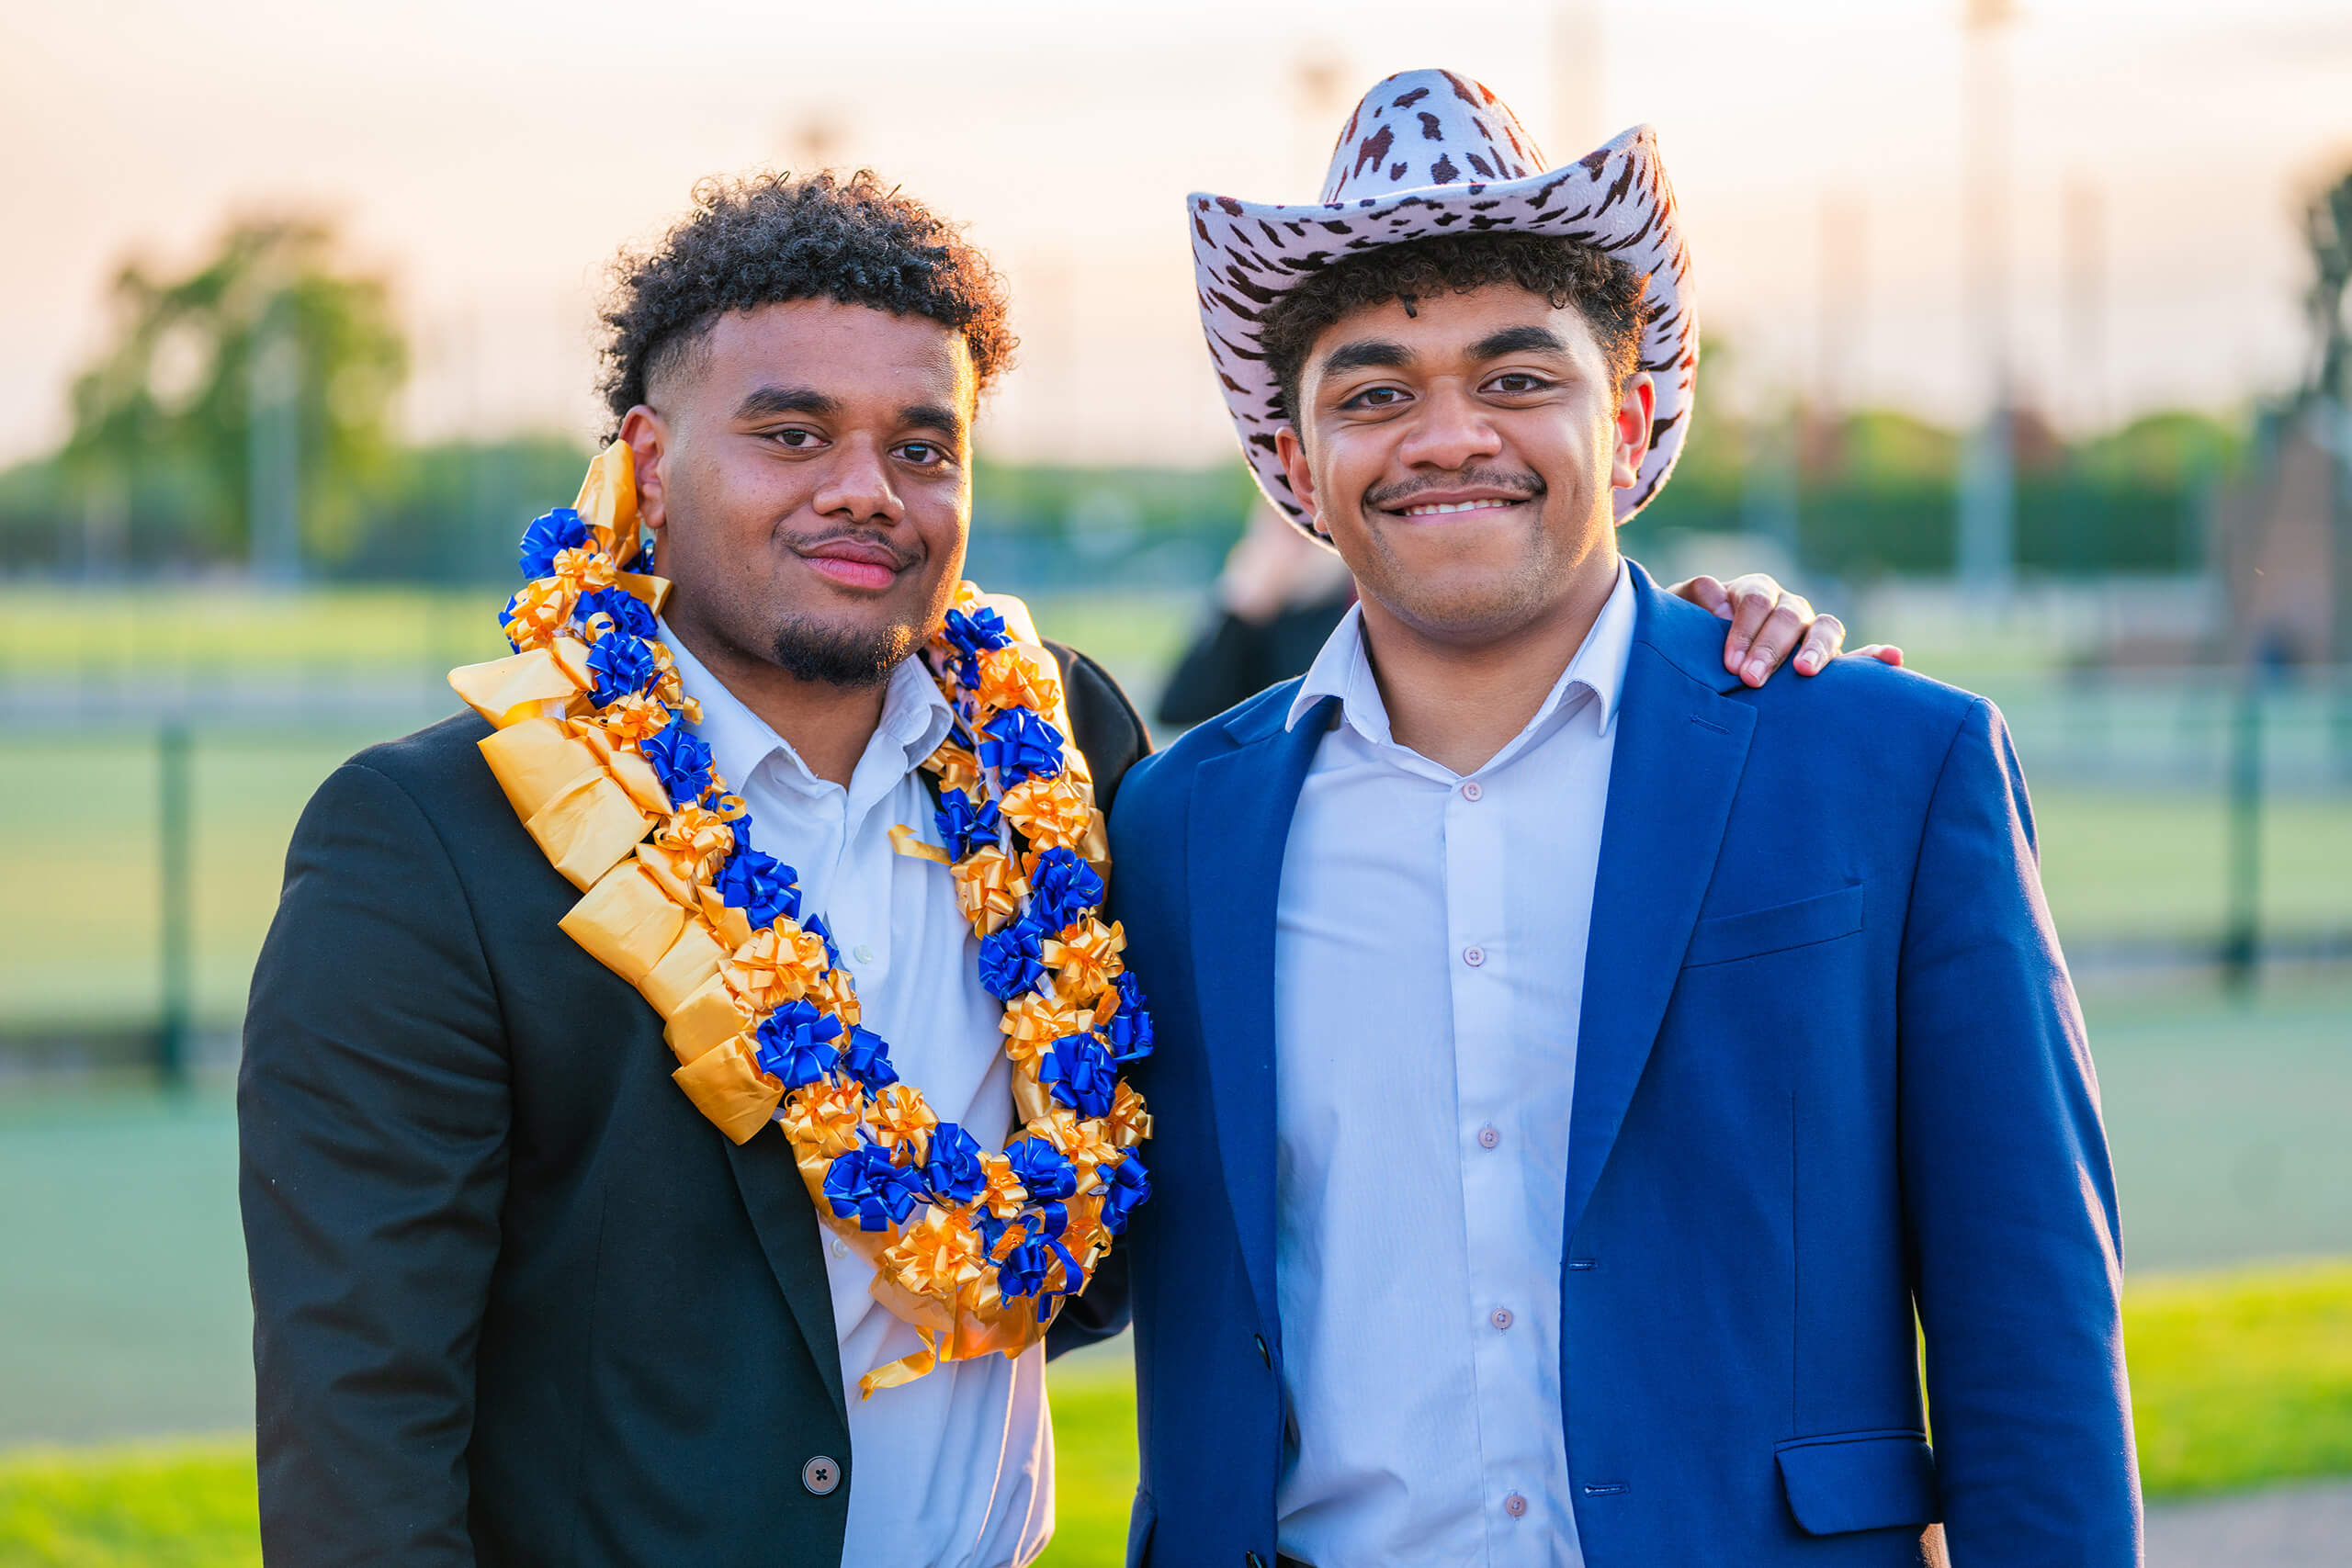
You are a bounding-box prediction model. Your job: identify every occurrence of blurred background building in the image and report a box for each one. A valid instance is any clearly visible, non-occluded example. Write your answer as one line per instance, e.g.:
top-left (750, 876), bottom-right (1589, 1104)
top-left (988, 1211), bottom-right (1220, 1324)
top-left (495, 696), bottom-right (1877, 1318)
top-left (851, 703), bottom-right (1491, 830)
top-left (1, 2), bottom-right (2348, 1562)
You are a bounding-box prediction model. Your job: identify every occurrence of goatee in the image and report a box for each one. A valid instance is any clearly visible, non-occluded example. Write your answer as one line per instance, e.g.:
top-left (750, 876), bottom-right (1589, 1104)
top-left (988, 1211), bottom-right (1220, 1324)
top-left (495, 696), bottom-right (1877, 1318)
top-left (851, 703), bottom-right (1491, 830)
top-left (769, 615), bottom-right (918, 688)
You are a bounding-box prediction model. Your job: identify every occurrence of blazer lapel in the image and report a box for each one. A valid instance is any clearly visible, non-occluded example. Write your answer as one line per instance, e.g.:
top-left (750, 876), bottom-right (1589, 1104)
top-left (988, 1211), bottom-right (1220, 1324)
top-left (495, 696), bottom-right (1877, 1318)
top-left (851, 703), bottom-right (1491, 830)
top-left (1566, 570), bottom-right (1757, 1246)
top-left (1188, 693), bottom-right (1333, 1338)
top-left (724, 1135), bottom-right (847, 1419)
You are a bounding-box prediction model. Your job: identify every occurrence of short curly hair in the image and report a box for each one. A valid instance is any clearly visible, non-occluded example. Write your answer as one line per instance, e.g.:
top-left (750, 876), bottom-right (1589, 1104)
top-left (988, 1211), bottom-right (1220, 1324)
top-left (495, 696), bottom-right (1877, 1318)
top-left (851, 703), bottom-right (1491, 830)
top-left (1258, 231), bottom-right (1652, 427)
top-left (598, 170), bottom-right (1016, 435)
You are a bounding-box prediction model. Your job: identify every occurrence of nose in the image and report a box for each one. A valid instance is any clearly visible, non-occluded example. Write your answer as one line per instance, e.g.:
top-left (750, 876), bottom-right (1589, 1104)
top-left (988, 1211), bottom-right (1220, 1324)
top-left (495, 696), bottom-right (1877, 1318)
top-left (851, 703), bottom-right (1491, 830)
top-left (809, 433), bottom-right (904, 527)
top-left (1394, 380), bottom-right (1503, 472)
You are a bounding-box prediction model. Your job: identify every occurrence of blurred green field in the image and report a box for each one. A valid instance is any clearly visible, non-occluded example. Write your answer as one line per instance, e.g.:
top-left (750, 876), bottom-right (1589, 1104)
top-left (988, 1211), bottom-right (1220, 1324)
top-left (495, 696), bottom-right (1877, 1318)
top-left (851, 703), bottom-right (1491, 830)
top-left (2, 1261), bottom-right (2343, 1566)
top-left (2, 734), bottom-right (2342, 1031)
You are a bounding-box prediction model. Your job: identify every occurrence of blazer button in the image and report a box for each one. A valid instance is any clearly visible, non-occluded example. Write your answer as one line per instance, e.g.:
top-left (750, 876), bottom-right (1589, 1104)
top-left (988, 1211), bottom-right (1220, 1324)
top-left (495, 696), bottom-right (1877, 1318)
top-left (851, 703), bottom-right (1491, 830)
top-left (1254, 1334), bottom-right (1271, 1367)
top-left (801, 1455), bottom-right (842, 1495)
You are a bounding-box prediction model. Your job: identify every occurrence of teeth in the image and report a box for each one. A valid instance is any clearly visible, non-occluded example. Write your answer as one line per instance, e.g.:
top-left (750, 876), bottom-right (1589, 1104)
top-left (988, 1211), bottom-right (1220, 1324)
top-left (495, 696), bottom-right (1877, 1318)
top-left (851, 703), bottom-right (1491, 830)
top-left (1400, 499), bottom-right (1515, 515)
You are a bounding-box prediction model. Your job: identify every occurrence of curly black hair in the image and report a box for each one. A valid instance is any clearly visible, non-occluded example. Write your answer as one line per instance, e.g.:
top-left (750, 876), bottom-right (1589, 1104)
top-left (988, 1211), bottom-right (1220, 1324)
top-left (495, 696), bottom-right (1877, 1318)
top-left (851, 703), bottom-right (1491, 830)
top-left (598, 170), bottom-right (1016, 435)
top-left (1257, 231), bottom-right (1653, 427)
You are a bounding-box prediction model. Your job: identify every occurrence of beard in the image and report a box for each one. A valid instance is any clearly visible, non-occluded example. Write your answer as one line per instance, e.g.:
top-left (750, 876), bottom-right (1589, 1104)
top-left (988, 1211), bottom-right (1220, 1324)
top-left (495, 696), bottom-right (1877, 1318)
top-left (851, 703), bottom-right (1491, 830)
top-left (766, 614), bottom-right (921, 688)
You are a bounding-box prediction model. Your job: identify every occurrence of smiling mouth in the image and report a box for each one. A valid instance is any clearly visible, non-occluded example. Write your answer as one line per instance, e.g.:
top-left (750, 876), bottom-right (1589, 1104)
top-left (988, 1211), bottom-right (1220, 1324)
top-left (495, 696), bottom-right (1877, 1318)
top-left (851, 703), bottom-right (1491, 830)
top-left (1391, 497), bottom-right (1530, 516)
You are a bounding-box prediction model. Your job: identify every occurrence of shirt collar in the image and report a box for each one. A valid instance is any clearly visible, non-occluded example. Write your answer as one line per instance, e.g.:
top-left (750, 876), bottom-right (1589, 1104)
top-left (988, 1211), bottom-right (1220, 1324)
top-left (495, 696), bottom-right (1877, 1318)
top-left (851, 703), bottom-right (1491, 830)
top-left (658, 619), bottom-right (956, 796)
top-left (1286, 557), bottom-right (1637, 752)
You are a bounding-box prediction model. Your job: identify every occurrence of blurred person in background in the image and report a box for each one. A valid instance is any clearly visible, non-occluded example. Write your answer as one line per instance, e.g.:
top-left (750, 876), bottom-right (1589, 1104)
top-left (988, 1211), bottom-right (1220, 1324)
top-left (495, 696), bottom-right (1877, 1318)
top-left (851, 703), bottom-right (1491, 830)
top-left (237, 165), bottom-right (1866, 1568)
top-left (1109, 69), bottom-right (2137, 1568)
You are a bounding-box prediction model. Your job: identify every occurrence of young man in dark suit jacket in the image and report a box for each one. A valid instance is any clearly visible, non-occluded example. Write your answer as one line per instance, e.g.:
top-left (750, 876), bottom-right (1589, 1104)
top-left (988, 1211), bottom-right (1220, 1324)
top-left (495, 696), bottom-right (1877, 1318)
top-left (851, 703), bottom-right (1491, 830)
top-left (241, 166), bottom-right (1866, 1568)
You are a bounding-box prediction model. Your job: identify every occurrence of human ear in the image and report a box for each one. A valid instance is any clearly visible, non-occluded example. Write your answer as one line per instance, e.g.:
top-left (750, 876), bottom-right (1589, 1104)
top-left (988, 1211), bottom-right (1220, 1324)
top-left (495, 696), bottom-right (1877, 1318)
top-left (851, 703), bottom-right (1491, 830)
top-left (1610, 372), bottom-right (1656, 491)
top-left (620, 406), bottom-right (671, 544)
top-left (1274, 423), bottom-right (1325, 536)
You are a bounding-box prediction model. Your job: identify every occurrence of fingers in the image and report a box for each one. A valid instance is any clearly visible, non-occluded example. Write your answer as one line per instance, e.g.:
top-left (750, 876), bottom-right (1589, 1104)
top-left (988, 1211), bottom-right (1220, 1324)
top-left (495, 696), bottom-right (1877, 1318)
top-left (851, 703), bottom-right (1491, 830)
top-left (1855, 643), bottom-right (1905, 667)
top-left (1669, 574), bottom-right (1735, 619)
top-left (1719, 574), bottom-right (1778, 673)
top-left (1792, 614), bottom-right (1846, 676)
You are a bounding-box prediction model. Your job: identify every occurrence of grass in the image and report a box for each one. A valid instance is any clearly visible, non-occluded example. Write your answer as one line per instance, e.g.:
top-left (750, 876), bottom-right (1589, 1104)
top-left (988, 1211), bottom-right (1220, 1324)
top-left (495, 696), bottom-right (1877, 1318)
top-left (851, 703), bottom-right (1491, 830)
top-left (0, 1260), bottom-right (2344, 1565)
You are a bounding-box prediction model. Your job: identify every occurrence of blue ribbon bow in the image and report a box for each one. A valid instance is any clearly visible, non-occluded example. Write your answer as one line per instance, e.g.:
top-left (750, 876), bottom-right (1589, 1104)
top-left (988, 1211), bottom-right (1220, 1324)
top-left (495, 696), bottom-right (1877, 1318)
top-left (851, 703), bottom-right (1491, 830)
top-left (977, 708), bottom-right (1065, 786)
top-left (824, 1144), bottom-right (926, 1233)
top-left (836, 1025), bottom-right (899, 1089)
top-left (1038, 1032), bottom-right (1117, 1120)
top-left (517, 507), bottom-right (590, 579)
top-left (922, 1122), bottom-right (987, 1206)
top-left (941, 605), bottom-right (1013, 685)
top-left (977, 917), bottom-right (1048, 1001)
top-left (1026, 847), bottom-right (1104, 932)
top-left (933, 789), bottom-right (1002, 860)
top-left (1004, 1135), bottom-right (1079, 1203)
top-left (753, 999), bottom-right (842, 1089)
top-left (1099, 972), bottom-right (1155, 1065)
top-left (715, 834), bottom-right (802, 928)
top-left (570, 585), bottom-right (658, 643)
top-left (1099, 1151), bottom-right (1150, 1235)
top-left (586, 633), bottom-right (661, 705)
top-left (639, 716), bottom-right (713, 804)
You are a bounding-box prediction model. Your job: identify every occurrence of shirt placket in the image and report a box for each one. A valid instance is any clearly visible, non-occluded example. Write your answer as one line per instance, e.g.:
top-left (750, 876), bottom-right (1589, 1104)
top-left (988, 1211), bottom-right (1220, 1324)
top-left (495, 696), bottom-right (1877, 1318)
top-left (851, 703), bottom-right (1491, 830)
top-left (1445, 761), bottom-right (1538, 1561)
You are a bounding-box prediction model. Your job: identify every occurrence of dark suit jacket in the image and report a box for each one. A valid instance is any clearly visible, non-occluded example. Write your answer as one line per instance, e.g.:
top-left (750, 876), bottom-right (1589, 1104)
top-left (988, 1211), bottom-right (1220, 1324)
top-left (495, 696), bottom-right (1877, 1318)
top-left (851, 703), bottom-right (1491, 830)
top-left (1107, 566), bottom-right (2140, 1567)
top-left (240, 642), bottom-right (1147, 1568)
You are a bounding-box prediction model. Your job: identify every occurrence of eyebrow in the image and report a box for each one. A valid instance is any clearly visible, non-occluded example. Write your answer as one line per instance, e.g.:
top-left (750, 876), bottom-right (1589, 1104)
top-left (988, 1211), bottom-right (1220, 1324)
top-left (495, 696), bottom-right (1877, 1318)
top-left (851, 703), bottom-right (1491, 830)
top-left (732, 384), bottom-right (838, 422)
top-left (1467, 324), bottom-right (1573, 360)
top-left (899, 401), bottom-right (966, 439)
top-left (1317, 338), bottom-right (1414, 379)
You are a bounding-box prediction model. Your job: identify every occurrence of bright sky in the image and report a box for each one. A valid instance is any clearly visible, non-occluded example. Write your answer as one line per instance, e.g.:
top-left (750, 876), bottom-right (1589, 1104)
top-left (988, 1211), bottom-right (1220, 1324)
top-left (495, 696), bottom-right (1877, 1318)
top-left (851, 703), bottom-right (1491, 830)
top-left (6, 0), bottom-right (2348, 468)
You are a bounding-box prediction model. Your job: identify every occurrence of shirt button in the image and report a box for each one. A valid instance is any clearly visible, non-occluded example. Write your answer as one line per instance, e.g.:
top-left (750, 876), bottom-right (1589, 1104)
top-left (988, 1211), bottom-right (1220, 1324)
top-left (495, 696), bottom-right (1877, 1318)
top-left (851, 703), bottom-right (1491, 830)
top-left (1464, 945), bottom-right (1486, 967)
top-left (1460, 780), bottom-right (1483, 801)
top-left (853, 943), bottom-right (877, 965)
top-left (1505, 1491), bottom-right (1529, 1518)
top-left (1477, 1124), bottom-right (1500, 1149)
top-left (801, 1455), bottom-right (842, 1495)
top-left (830, 1238), bottom-right (848, 1259)
top-left (1490, 1307), bottom-right (1514, 1331)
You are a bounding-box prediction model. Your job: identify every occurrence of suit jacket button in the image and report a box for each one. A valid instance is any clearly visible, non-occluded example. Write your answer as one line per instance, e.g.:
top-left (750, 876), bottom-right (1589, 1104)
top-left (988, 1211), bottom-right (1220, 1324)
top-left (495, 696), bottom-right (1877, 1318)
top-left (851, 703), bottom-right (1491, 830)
top-left (1254, 1334), bottom-right (1271, 1367)
top-left (801, 1455), bottom-right (842, 1495)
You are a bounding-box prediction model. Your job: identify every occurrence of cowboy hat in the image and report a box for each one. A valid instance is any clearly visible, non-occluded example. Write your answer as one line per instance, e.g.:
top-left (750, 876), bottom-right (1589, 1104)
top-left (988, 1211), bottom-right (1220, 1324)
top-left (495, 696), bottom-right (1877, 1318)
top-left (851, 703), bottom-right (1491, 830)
top-left (1188, 68), bottom-right (1697, 530)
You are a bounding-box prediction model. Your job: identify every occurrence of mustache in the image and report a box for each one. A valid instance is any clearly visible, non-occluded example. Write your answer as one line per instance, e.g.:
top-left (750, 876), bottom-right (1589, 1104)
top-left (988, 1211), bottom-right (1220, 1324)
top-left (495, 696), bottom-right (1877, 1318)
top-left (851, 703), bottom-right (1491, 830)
top-left (1363, 468), bottom-right (1547, 510)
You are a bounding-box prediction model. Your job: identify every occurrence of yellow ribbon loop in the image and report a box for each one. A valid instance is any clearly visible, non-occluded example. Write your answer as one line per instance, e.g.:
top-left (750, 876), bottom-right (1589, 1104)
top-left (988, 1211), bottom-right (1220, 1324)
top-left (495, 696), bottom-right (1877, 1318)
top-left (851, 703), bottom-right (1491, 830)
top-left (922, 740), bottom-right (984, 799)
top-left (782, 1081), bottom-right (868, 1157)
top-left (999, 994), bottom-right (1093, 1062)
top-left (719, 924), bottom-right (831, 1012)
top-left (1107, 1080), bottom-right (1154, 1149)
top-left (870, 1084), bottom-right (940, 1164)
top-left (888, 823), bottom-right (952, 865)
top-left (973, 644), bottom-right (1063, 724)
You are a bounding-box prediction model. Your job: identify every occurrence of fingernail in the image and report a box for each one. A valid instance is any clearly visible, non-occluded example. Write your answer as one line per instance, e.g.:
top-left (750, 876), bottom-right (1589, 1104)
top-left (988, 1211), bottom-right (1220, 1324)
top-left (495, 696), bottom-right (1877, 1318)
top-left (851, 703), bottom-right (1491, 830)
top-left (1744, 659), bottom-right (1767, 682)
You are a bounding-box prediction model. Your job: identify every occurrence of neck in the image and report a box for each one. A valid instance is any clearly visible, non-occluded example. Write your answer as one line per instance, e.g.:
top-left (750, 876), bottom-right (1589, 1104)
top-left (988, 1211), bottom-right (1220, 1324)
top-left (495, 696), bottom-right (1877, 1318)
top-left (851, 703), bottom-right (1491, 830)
top-left (662, 606), bottom-right (889, 789)
top-left (1358, 544), bottom-right (1621, 775)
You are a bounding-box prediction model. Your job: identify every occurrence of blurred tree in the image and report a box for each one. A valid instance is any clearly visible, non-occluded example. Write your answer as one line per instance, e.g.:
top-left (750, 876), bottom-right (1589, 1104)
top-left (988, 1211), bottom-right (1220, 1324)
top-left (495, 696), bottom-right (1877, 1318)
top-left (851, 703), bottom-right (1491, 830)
top-left (59, 215), bottom-right (407, 572)
top-left (2305, 166), bottom-right (2350, 406)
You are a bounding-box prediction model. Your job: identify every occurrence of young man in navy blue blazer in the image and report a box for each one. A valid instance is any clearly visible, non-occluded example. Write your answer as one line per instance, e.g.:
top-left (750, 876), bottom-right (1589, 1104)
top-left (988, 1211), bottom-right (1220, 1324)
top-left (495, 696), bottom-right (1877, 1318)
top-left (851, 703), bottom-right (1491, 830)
top-left (1106, 72), bottom-right (2138, 1568)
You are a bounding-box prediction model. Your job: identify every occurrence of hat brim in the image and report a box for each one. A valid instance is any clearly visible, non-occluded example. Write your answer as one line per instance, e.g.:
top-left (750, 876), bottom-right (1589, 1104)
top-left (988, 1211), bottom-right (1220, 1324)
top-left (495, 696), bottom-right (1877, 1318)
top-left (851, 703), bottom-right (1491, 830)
top-left (1189, 124), bottom-right (1696, 531)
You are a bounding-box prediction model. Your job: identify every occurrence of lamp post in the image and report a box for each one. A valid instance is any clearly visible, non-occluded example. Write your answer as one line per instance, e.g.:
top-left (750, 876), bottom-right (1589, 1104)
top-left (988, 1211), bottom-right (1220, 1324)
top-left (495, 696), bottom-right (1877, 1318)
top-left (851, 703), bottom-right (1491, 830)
top-left (1957, 0), bottom-right (2017, 602)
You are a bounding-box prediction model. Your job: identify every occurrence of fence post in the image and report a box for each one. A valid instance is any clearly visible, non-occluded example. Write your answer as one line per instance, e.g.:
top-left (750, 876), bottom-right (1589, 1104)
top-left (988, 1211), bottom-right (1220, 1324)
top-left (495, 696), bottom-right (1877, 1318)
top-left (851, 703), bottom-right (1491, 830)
top-left (2220, 677), bottom-right (2262, 994)
top-left (157, 723), bottom-right (194, 1089)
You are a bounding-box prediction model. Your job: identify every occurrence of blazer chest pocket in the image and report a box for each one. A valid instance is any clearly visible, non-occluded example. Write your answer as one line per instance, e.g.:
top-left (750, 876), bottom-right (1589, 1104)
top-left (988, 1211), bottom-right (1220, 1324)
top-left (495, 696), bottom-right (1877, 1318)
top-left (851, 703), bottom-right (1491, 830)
top-left (1684, 883), bottom-right (1863, 968)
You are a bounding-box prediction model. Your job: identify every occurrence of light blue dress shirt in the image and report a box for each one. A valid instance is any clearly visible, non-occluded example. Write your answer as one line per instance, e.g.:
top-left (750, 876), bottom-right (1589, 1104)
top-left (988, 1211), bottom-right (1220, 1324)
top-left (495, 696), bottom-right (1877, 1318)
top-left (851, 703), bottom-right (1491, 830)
top-left (665, 625), bottom-right (1052, 1568)
top-left (1271, 561), bottom-right (1634, 1568)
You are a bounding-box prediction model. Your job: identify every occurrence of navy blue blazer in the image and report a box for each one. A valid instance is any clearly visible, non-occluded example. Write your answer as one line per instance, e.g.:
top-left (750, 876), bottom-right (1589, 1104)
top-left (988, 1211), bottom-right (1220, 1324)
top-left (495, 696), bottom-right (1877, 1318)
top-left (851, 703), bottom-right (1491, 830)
top-left (1105, 565), bottom-right (2139, 1567)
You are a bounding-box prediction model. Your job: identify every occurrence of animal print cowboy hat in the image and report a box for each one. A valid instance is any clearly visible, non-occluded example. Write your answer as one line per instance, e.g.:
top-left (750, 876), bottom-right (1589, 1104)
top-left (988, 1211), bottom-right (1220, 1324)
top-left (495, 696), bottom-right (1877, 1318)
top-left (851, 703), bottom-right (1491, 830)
top-left (1188, 67), bottom-right (1697, 530)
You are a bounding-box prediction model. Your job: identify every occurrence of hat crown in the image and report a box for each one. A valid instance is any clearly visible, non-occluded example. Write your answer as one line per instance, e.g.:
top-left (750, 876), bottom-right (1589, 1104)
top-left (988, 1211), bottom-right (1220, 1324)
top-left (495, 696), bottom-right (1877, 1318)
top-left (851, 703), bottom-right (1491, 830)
top-left (1318, 69), bottom-right (1550, 205)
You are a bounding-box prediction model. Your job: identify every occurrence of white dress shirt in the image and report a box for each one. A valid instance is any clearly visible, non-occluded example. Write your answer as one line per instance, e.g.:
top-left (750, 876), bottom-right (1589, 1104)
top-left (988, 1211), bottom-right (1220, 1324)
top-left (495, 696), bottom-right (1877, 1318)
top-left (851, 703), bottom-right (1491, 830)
top-left (1271, 561), bottom-right (1634, 1568)
top-left (666, 626), bottom-right (1052, 1568)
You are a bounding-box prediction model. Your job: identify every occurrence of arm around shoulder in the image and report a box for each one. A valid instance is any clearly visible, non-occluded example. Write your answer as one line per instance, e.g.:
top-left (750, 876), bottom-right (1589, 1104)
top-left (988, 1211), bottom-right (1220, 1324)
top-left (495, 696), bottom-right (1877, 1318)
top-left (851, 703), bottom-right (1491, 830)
top-left (1894, 699), bottom-right (2141, 1564)
top-left (239, 760), bottom-right (511, 1567)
